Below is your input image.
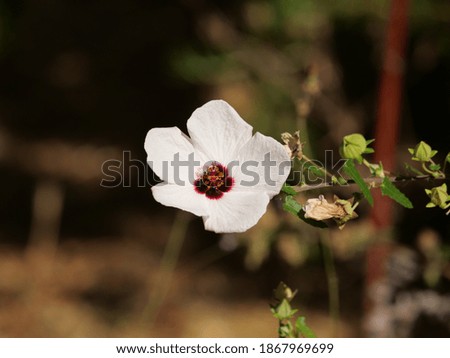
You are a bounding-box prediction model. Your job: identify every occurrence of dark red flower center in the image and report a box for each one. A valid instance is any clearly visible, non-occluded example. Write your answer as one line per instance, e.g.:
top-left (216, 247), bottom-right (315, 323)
top-left (194, 162), bottom-right (233, 200)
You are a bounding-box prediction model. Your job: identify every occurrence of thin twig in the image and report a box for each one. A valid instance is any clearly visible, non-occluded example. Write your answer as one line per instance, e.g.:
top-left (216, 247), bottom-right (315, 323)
top-left (302, 154), bottom-right (335, 181)
top-left (293, 174), bottom-right (442, 193)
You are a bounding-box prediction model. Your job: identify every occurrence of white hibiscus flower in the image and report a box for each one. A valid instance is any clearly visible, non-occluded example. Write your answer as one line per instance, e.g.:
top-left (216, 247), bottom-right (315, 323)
top-left (144, 100), bottom-right (291, 233)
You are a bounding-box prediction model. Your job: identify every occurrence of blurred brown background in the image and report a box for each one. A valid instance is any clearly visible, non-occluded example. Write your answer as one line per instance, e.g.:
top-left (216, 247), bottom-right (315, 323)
top-left (0, 0), bottom-right (449, 337)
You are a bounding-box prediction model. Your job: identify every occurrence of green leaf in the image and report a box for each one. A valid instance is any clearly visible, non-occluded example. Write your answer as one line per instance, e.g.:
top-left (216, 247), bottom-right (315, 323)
top-left (380, 177), bottom-right (413, 209)
top-left (281, 183), bottom-right (297, 196)
top-left (343, 160), bottom-right (374, 206)
top-left (429, 163), bottom-right (441, 171)
top-left (283, 196), bottom-right (302, 215)
top-left (295, 316), bottom-right (316, 338)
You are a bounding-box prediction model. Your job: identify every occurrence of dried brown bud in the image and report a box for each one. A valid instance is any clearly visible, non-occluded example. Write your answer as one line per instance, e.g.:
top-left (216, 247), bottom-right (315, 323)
top-left (281, 130), bottom-right (303, 160)
top-left (303, 195), bottom-right (358, 229)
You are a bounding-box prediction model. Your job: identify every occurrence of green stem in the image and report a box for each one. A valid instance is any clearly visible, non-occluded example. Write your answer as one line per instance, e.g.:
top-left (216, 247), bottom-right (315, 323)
top-left (320, 233), bottom-right (340, 337)
top-left (422, 162), bottom-right (437, 177)
top-left (429, 159), bottom-right (445, 178)
top-left (443, 154), bottom-right (450, 174)
top-left (142, 211), bottom-right (190, 324)
top-left (362, 158), bottom-right (381, 176)
top-left (293, 174), bottom-right (444, 193)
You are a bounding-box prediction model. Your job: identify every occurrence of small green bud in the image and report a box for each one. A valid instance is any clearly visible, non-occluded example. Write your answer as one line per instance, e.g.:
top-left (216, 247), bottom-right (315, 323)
top-left (368, 162), bottom-right (384, 177)
top-left (408, 141), bottom-right (438, 162)
top-left (273, 282), bottom-right (297, 303)
top-left (340, 133), bottom-right (373, 163)
top-left (425, 184), bottom-right (450, 209)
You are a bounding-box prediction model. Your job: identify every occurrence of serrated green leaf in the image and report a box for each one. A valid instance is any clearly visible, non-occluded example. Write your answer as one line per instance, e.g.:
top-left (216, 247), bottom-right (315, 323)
top-left (283, 196), bottom-right (302, 215)
top-left (295, 316), bottom-right (316, 338)
top-left (381, 177), bottom-right (413, 209)
top-left (343, 160), bottom-right (374, 206)
top-left (281, 183), bottom-right (297, 196)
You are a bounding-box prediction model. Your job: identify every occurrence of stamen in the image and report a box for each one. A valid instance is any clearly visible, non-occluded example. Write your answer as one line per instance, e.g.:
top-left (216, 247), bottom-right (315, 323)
top-left (194, 162), bottom-right (233, 199)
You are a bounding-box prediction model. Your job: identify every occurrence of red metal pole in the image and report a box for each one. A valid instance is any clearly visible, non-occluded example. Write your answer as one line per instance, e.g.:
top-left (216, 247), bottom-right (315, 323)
top-left (366, 0), bottom-right (410, 335)
top-left (372, 0), bottom-right (410, 227)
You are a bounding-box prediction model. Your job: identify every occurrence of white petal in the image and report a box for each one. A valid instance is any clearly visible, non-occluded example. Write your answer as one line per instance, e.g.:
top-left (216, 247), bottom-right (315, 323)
top-left (203, 191), bottom-right (270, 233)
top-left (145, 127), bottom-right (201, 185)
top-left (151, 183), bottom-right (208, 217)
top-left (187, 100), bottom-right (253, 165)
top-left (233, 132), bottom-right (291, 197)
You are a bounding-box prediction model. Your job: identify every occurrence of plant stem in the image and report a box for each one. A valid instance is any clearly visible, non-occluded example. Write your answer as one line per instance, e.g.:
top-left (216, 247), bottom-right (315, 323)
top-left (293, 174), bottom-right (444, 193)
top-left (320, 232), bottom-right (340, 337)
top-left (422, 162), bottom-right (436, 176)
top-left (429, 158), bottom-right (445, 178)
top-left (443, 153), bottom-right (450, 173)
top-left (142, 210), bottom-right (190, 325)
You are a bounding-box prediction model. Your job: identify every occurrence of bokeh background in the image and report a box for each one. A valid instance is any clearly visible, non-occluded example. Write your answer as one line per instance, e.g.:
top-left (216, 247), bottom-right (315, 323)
top-left (0, 0), bottom-right (449, 337)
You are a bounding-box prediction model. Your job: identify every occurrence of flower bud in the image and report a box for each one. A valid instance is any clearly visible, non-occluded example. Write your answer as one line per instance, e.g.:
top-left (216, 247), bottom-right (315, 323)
top-left (408, 141), bottom-right (437, 162)
top-left (340, 133), bottom-right (372, 163)
top-left (425, 184), bottom-right (450, 209)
